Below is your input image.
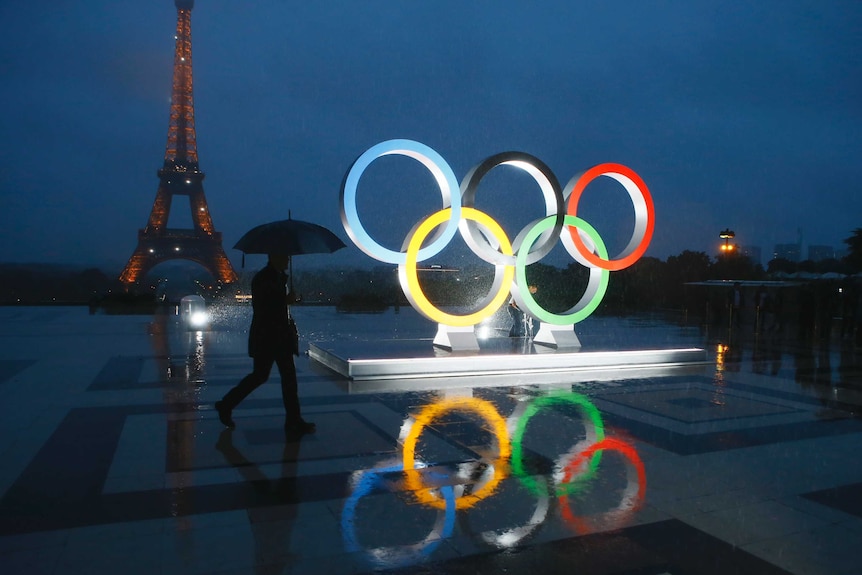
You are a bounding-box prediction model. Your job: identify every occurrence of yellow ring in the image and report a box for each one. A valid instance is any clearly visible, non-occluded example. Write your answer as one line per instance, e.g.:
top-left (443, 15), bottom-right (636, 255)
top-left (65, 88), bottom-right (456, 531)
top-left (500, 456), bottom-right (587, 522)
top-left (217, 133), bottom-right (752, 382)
top-left (402, 396), bottom-right (510, 510)
top-left (402, 207), bottom-right (515, 326)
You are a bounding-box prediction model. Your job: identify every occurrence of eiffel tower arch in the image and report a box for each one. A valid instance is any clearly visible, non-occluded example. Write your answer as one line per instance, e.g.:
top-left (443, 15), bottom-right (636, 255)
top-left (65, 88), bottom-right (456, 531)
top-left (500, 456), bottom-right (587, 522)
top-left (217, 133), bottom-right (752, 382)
top-left (120, 0), bottom-right (237, 287)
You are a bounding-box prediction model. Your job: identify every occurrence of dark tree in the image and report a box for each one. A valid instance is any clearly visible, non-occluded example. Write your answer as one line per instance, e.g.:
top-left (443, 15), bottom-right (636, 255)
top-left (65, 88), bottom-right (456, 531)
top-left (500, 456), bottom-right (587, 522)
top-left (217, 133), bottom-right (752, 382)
top-left (843, 228), bottom-right (862, 272)
top-left (767, 257), bottom-right (796, 274)
top-left (710, 252), bottom-right (763, 281)
top-left (666, 250), bottom-right (712, 283)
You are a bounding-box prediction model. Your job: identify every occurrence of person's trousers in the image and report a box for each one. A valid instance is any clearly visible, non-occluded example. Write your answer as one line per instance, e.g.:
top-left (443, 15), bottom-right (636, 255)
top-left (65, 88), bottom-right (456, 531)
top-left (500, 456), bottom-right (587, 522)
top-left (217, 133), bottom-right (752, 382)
top-left (221, 349), bottom-right (300, 421)
top-left (508, 305), bottom-right (525, 337)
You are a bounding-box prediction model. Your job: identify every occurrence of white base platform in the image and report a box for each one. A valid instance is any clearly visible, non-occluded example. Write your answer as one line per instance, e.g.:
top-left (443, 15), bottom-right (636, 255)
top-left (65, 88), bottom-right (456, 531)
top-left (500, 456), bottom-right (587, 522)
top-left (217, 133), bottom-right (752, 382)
top-left (308, 338), bottom-right (709, 382)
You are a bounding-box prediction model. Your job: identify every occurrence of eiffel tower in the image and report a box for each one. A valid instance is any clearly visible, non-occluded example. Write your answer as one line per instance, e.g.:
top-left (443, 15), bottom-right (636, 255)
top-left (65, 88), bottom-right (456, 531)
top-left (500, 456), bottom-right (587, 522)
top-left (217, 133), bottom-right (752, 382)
top-left (120, 0), bottom-right (237, 287)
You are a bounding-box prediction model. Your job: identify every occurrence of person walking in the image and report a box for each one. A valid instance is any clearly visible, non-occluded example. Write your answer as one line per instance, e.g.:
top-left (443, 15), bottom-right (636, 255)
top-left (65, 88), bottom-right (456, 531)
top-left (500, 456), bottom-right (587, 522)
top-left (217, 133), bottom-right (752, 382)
top-left (215, 253), bottom-right (315, 436)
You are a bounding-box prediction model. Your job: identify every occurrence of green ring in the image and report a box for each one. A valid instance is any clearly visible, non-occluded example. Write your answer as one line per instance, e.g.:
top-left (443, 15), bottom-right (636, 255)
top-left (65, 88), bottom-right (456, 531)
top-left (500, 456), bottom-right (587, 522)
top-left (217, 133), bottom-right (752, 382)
top-left (510, 393), bottom-right (606, 497)
top-left (515, 215), bottom-right (609, 325)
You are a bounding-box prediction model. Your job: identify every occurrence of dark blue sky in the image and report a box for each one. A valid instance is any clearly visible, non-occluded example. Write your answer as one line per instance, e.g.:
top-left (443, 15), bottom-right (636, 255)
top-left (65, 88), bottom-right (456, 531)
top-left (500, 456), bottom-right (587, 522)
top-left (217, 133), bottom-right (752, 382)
top-left (1, 0), bottom-right (860, 273)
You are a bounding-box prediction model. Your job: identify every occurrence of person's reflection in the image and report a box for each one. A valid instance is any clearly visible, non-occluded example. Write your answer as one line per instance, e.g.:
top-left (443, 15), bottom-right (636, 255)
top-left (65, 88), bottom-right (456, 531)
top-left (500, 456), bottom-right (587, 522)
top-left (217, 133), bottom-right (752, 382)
top-left (793, 346), bottom-right (817, 387)
top-left (793, 339), bottom-right (833, 394)
top-left (722, 340), bottom-right (743, 372)
top-left (752, 335), bottom-right (767, 375)
top-left (814, 341), bottom-right (832, 386)
top-left (752, 332), bottom-right (784, 376)
top-left (768, 335), bottom-right (783, 376)
top-left (838, 341), bottom-right (861, 390)
top-left (216, 429), bottom-right (301, 574)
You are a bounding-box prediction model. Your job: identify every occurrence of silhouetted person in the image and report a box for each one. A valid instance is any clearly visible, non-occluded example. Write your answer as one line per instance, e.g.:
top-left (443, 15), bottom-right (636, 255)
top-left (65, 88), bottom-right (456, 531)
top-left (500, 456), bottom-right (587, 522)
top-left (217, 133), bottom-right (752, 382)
top-left (216, 254), bottom-right (315, 436)
top-left (728, 282), bottom-right (744, 329)
top-left (508, 285), bottom-right (537, 337)
top-left (840, 277), bottom-right (858, 342)
top-left (814, 281), bottom-right (837, 341)
top-left (797, 284), bottom-right (816, 341)
top-left (773, 288), bottom-right (786, 333)
top-left (754, 285), bottom-right (770, 333)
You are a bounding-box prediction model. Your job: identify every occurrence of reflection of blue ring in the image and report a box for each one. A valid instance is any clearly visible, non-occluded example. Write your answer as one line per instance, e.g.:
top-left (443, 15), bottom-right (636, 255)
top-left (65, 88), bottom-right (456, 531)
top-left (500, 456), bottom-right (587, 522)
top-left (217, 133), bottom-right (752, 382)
top-left (340, 139), bottom-right (462, 264)
top-left (341, 464), bottom-right (456, 569)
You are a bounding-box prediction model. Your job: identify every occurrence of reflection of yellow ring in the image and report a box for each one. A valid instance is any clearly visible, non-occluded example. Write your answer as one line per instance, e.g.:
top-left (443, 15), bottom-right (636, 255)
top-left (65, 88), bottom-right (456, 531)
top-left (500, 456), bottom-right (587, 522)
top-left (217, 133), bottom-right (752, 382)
top-left (402, 397), bottom-right (511, 510)
top-left (402, 207), bottom-right (515, 326)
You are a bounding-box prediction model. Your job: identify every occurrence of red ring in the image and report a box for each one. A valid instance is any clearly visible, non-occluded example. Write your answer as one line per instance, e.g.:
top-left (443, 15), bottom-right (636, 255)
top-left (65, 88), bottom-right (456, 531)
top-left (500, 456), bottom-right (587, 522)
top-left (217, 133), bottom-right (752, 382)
top-left (566, 163), bottom-right (655, 271)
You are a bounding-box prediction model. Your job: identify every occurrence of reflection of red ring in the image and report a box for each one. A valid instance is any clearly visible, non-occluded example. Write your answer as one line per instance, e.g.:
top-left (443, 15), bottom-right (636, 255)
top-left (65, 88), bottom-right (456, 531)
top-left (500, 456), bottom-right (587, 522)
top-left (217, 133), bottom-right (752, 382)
top-left (558, 438), bottom-right (646, 535)
top-left (566, 163), bottom-right (654, 271)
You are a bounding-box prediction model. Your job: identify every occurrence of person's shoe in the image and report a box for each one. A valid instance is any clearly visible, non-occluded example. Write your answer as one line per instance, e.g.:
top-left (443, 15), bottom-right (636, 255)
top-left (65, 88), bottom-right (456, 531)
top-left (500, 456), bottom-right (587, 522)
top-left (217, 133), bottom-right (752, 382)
top-left (285, 419), bottom-right (315, 437)
top-left (215, 400), bottom-right (235, 428)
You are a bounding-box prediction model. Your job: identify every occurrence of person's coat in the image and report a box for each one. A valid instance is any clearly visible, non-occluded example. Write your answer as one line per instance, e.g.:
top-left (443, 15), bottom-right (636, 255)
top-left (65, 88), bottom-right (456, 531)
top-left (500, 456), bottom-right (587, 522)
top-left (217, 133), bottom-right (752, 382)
top-left (247, 265), bottom-right (292, 358)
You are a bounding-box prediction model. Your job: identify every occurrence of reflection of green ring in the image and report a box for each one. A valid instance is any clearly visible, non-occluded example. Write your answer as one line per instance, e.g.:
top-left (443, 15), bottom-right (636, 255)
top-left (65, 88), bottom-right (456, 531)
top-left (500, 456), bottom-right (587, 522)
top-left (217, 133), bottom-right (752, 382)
top-left (515, 215), bottom-right (609, 325)
top-left (510, 393), bottom-right (606, 497)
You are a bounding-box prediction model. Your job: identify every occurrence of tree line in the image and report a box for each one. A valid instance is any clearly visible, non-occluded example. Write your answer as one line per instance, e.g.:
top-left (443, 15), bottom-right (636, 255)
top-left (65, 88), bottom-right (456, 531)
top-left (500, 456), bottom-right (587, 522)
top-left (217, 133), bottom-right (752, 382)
top-left (3, 229), bottom-right (860, 313)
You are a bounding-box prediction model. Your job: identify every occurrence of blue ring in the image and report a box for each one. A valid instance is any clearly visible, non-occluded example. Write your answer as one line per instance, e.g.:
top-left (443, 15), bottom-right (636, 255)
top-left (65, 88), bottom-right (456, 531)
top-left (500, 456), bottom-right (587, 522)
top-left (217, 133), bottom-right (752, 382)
top-left (340, 139), bottom-right (461, 264)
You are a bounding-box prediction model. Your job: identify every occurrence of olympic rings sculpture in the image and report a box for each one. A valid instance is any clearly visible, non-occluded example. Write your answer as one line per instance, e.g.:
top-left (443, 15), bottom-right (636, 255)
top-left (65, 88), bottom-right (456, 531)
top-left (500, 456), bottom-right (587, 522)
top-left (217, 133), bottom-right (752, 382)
top-left (341, 391), bottom-right (646, 569)
top-left (340, 139), bottom-right (655, 328)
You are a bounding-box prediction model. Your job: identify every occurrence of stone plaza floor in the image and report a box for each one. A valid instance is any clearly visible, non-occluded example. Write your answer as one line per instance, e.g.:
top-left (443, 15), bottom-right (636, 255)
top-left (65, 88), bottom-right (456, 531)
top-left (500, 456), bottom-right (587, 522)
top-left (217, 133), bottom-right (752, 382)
top-left (0, 305), bottom-right (860, 574)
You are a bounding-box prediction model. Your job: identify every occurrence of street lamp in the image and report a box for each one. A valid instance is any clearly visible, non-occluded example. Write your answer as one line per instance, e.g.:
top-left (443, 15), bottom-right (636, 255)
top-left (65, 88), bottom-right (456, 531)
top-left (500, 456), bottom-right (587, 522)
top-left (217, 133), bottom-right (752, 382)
top-left (719, 228), bottom-right (735, 254)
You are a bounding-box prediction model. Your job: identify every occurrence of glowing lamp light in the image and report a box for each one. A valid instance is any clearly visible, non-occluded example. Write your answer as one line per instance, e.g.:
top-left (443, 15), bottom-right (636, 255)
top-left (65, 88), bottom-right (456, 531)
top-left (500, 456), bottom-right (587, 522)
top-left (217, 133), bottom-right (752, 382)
top-left (180, 295), bottom-right (208, 330)
top-left (189, 311), bottom-right (208, 327)
top-left (719, 228), bottom-right (735, 254)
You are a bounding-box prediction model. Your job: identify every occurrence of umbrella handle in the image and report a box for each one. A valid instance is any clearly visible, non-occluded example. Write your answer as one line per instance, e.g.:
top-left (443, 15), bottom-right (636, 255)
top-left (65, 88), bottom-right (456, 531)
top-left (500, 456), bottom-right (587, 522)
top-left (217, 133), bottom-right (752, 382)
top-left (287, 256), bottom-right (295, 320)
top-left (287, 210), bottom-right (294, 320)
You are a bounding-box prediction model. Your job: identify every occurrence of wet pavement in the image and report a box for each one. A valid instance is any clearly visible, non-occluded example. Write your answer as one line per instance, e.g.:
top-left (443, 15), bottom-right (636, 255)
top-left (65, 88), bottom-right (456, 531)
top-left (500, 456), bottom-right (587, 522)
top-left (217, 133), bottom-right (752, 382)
top-left (0, 305), bottom-right (860, 574)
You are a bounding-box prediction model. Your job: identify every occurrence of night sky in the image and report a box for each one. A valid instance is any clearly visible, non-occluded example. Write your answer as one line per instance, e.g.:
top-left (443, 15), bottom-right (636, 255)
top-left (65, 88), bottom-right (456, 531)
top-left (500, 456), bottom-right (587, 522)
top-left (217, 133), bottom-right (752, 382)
top-left (1, 0), bottom-right (860, 275)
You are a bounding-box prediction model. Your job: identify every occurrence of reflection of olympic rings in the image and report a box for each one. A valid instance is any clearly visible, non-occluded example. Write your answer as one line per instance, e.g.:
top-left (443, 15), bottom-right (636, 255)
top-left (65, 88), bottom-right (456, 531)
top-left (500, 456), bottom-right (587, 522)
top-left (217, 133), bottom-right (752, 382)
top-left (341, 461), bottom-right (456, 569)
top-left (343, 392), bottom-right (647, 567)
top-left (558, 438), bottom-right (647, 534)
top-left (402, 396), bottom-right (511, 510)
top-left (341, 139), bottom-right (655, 327)
top-left (399, 393), bottom-right (644, 511)
top-left (509, 393), bottom-right (605, 497)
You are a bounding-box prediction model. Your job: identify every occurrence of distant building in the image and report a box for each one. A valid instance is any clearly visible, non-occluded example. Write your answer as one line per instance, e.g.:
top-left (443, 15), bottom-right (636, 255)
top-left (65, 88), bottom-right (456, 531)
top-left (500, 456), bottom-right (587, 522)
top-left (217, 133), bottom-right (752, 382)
top-left (807, 245), bottom-right (835, 262)
top-left (773, 243), bottom-right (800, 262)
top-left (739, 245), bottom-right (762, 266)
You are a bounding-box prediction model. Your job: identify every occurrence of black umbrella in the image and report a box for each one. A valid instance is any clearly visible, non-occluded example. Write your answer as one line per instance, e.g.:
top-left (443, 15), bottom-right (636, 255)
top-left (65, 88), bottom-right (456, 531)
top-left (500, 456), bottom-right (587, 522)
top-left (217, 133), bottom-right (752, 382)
top-left (233, 218), bottom-right (346, 257)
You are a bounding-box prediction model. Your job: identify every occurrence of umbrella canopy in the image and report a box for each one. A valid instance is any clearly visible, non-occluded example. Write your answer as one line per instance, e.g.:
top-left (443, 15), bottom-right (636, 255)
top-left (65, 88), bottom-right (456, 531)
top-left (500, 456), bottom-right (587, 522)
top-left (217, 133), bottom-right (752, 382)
top-left (233, 219), bottom-right (346, 256)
